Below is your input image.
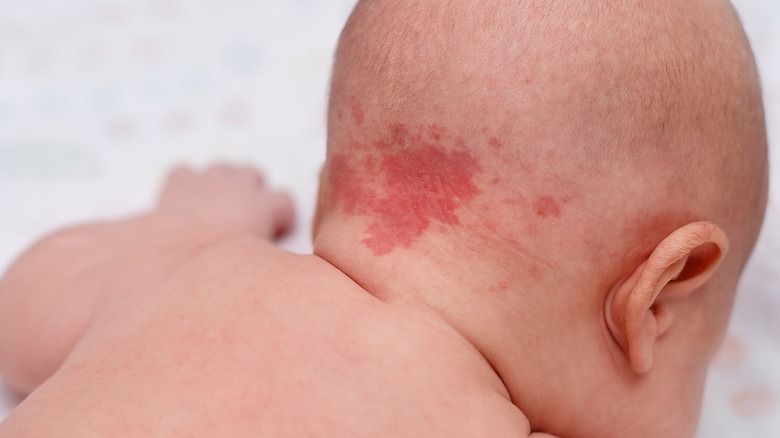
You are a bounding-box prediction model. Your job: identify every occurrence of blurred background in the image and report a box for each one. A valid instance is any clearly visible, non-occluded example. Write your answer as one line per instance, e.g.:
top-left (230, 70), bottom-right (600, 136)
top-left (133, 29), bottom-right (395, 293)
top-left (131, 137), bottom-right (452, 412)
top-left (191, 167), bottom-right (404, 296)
top-left (0, 0), bottom-right (778, 436)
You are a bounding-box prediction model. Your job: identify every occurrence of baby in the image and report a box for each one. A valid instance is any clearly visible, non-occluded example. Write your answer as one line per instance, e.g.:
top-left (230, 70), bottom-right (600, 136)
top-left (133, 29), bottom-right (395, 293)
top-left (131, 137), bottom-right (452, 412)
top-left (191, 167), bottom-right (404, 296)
top-left (0, 0), bottom-right (769, 436)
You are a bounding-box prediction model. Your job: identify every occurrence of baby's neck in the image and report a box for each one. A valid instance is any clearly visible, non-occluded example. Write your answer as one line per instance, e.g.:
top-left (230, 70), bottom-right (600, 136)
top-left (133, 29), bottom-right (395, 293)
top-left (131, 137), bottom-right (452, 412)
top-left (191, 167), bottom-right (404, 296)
top-left (315, 221), bottom-right (591, 435)
top-left (314, 217), bottom-right (503, 297)
top-left (314, 219), bottom-right (523, 377)
top-left (318, 250), bottom-right (532, 433)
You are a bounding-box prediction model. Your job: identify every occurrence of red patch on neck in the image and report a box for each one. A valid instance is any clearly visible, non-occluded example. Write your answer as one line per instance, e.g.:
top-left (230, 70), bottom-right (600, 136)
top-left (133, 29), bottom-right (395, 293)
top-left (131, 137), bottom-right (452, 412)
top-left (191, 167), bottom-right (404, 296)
top-left (328, 123), bottom-right (482, 255)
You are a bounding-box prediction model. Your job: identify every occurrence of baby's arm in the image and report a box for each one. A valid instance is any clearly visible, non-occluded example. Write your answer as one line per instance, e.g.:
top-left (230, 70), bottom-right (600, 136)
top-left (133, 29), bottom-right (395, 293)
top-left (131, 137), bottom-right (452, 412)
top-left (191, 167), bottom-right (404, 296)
top-left (0, 165), bottom-right (293, 394)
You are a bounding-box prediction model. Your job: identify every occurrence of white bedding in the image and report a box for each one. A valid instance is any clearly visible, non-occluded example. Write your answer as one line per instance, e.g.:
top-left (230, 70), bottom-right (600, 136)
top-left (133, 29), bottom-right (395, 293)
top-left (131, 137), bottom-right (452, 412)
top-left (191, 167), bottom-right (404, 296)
top-left (0, 1), bottom-right (778, 435)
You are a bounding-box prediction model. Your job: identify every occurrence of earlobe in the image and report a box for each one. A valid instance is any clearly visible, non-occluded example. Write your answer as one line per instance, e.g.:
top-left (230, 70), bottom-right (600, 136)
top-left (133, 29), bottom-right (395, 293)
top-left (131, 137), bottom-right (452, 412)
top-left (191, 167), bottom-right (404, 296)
top-left (605, 222), bottom-right (729, 374)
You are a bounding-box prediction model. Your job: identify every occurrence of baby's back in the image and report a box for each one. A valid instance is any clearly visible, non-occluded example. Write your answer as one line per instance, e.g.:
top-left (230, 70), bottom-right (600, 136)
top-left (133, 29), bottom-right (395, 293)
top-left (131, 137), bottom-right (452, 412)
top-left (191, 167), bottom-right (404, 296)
top-left (0, 237), bottom-right (526, 437)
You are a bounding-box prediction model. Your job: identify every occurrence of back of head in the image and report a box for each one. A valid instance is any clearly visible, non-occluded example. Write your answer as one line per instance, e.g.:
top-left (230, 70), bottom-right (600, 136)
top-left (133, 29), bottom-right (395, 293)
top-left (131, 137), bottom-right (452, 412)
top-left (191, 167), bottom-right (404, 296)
top-left (320, 0), bottom-right (766, 270)
top-left (315, 0), bottom-right (768, 435)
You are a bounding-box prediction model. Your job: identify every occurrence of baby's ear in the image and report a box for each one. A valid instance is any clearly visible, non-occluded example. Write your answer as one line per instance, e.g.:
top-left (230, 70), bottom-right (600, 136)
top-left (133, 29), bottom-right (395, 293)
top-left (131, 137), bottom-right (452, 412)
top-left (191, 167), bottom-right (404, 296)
top-left (605, 222), bottom-right (729, 374)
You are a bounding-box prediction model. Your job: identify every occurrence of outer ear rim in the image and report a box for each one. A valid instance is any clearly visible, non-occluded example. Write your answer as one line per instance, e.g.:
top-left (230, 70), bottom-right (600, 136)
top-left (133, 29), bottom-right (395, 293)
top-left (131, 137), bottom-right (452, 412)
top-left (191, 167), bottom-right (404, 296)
top-left (634, 222), bottom-right (729, 297)
top-left (607, 221), bottom-right (729, 375)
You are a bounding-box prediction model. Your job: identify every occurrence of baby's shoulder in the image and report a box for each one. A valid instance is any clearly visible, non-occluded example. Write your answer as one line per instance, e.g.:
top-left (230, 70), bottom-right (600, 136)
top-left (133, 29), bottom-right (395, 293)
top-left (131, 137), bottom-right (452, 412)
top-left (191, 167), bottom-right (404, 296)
top-left (169, 235), bottom-right (366, 305)
top-left (86, 235), bottom-right (532, 436)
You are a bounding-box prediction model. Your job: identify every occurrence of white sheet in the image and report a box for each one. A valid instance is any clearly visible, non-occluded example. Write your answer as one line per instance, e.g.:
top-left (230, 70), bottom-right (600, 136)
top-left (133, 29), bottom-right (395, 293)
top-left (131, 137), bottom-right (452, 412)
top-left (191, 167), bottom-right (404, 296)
top-left (0, 1), bottom-right (778, 435)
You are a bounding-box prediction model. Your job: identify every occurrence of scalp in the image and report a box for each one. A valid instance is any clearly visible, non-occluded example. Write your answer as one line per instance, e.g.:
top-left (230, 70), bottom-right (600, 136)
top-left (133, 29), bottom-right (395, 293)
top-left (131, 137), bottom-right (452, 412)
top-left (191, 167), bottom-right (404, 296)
top-left (320, 0), bottom-right (768, 276)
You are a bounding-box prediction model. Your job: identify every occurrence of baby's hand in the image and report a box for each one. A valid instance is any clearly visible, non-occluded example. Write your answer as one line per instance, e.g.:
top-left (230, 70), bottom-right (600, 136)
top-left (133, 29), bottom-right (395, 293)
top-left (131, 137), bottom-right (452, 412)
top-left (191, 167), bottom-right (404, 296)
top-left (157, 164), bottom-right (295, 239)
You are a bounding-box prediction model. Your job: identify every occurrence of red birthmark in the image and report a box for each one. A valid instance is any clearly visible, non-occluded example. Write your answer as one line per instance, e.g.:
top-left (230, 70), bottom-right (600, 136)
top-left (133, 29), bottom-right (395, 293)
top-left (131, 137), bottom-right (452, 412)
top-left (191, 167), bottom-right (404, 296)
top-left (534, 195), bottom-right (562, 218)
top-left (329, 123), bottom-right (482, 255)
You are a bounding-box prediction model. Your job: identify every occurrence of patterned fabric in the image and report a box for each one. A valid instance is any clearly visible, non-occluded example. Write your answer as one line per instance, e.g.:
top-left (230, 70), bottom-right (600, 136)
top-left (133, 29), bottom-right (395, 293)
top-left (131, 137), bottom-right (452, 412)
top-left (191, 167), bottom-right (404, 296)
top-left (0, 1), bottom-right (778, 435)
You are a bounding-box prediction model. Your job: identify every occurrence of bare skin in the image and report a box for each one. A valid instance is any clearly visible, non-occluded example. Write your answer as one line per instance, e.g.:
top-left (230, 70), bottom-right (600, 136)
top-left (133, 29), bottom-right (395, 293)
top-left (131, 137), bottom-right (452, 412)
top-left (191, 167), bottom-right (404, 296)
top-left (0, 165), bottom-right (545, 437)
top-left (0, 0), bottom-right (770, 436)
top-left (314, 1), bottom-right (768, 435)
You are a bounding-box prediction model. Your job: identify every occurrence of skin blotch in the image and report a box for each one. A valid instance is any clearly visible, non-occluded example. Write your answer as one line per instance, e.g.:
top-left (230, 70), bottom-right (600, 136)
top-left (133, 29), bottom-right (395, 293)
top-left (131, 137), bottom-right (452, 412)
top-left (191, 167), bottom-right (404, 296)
top-left (534, 195), bottom-right (562, 218)
top-left (428, 125), bottom-right (446, 142)
top-left (488, 280), bottom-right (510, 293)
top-left (328, 123), bottom-right (483, 255)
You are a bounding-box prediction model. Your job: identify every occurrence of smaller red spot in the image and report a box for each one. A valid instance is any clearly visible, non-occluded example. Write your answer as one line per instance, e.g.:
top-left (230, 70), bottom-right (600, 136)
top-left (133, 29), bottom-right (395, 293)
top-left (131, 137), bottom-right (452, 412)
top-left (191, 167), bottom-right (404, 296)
top-left (428, 125), bottom-right (446, 142)
top-left (529, 263), bottom-right (542, 280)
top-left (351, 102), bottom-right (365, 126)
top-left (489, 280), bottom-right (510, 293)
top-left (534, 195), bottom-right (562, 218)
top-left (489, 137), bottom-right (503, 150)
top-left (390, 123), bottom-right (411, 146)
top-left (337, 110), bottom-right (344, 122)
top-left (490, 177), bottom-right (502, 186)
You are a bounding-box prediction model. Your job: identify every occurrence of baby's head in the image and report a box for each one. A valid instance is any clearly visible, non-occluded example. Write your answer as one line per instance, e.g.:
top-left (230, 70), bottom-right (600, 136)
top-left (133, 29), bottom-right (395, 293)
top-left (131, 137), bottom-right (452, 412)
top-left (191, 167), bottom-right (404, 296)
top-left (314, 0), bottom-right (768, 435)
